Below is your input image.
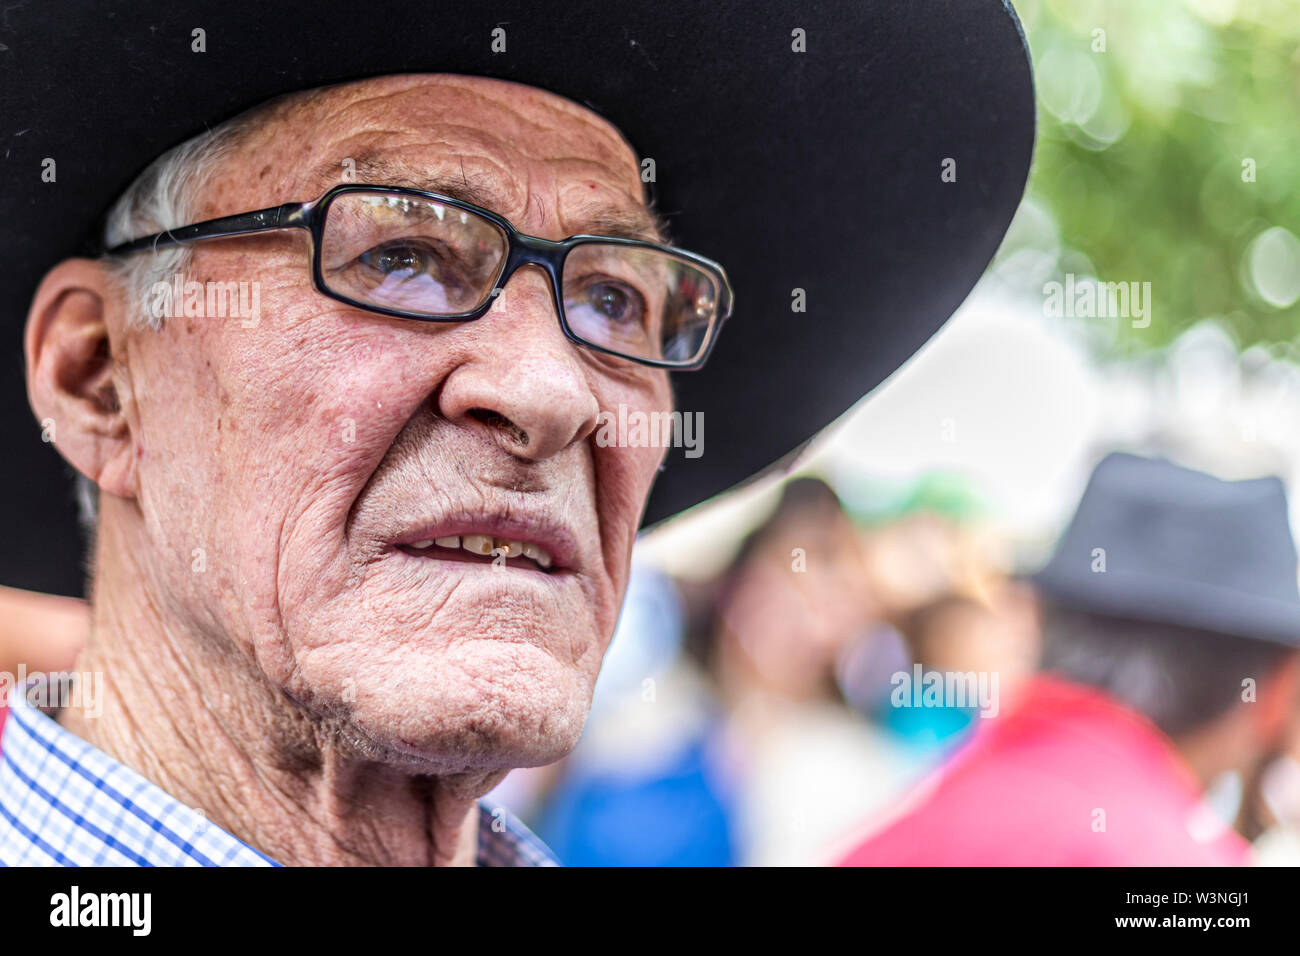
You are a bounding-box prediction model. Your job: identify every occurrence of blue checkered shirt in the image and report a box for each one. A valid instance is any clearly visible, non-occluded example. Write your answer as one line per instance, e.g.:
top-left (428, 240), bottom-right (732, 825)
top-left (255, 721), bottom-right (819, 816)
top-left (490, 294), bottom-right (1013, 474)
top-left (0, 682), bottom-right (557, 867)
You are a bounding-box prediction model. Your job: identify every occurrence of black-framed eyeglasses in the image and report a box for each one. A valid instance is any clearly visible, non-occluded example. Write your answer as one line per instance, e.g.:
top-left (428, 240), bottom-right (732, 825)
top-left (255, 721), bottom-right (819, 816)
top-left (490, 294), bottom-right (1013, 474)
top-left (106, 183), bottom-right (734, 370)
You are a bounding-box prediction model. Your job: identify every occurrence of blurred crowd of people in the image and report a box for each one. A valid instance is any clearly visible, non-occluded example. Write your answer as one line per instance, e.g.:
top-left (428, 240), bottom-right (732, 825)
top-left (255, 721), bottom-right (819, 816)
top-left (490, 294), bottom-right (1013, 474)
top-left (489, 454), bottom-right (1300, 866)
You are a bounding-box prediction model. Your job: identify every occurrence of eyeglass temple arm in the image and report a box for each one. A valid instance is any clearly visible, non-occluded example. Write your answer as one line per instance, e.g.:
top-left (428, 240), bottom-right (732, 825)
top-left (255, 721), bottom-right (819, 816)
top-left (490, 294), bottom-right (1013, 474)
top-left (105, 202), bottom-right (311, 255)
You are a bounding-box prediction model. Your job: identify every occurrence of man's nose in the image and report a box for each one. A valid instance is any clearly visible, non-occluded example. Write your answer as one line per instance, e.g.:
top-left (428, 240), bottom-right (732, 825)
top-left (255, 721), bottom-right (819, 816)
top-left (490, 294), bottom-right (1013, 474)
top-left (436, 267), bottom-right (599, 461)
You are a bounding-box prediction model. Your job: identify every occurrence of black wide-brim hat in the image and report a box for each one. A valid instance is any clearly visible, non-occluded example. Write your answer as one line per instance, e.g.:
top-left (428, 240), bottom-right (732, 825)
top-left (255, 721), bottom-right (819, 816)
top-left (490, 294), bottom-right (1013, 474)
top-left (0, 0), bottom-right (1035, 596)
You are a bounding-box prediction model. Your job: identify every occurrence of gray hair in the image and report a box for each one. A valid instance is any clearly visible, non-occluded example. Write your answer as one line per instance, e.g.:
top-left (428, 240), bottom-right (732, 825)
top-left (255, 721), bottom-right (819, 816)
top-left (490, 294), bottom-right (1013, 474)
top-left (101, 129), bottom-right (244, 330)
top-left (77, 115), bottom-right (257, 531)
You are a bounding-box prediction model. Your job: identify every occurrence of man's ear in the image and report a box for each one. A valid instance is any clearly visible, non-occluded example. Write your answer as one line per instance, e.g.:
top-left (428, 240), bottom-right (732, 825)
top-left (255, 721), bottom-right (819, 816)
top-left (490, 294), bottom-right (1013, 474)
top-left (24, 258), bottom-right (136, 501)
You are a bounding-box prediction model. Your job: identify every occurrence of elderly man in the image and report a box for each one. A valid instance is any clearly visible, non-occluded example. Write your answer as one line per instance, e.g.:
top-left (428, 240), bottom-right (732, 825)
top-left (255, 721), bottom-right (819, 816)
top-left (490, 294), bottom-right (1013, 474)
top-left (0, 1), bottom-right (1033, 865)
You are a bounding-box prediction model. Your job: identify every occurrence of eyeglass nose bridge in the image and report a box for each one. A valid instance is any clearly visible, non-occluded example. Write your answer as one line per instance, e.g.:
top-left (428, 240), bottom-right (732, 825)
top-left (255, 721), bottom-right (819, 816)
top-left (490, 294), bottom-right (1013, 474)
top-left (489, 232), bottom-right (567, 305)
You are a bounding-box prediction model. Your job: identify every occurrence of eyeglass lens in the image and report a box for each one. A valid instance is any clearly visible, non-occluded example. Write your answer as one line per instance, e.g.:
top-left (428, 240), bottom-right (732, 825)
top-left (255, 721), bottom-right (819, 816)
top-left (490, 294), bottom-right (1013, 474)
top-left (318, 190), bottom-right (720, 364)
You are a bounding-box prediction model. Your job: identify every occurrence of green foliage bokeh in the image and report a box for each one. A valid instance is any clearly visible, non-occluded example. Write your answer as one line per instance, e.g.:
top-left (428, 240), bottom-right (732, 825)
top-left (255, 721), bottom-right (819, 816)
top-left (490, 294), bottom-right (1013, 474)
top-left (1015, 0), bottom-right (1300, 355)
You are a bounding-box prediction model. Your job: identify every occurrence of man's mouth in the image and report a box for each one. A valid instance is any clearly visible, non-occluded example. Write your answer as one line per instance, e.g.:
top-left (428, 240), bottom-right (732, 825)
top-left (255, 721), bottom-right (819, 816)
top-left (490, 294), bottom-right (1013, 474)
top-left (384, 507), bottom-right (579, 576)
top-left (397, 535), bottom-right (555, 572)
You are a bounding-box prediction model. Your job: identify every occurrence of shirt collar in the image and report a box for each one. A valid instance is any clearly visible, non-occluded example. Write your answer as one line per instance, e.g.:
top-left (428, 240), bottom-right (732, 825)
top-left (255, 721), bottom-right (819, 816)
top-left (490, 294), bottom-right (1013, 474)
top-left (0, 677), bottom-right (557, 866)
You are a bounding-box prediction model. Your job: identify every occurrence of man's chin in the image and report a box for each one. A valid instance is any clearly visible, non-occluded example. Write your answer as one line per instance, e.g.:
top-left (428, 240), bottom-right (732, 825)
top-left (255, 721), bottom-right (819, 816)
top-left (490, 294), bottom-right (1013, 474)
top-left (316, 652), bottom-right (595, 773)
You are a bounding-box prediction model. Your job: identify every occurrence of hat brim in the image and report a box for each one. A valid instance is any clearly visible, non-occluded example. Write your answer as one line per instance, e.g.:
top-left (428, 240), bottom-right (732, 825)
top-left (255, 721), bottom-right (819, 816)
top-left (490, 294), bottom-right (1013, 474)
top-left (0, 0), bottom-right (1035, 595)
top-left (1031, 566), bottom-right (1300, 648)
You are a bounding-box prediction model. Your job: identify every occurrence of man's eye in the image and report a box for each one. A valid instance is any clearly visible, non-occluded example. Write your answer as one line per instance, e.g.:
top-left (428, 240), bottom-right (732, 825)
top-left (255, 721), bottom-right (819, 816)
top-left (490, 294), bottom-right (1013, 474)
top-left (358, 241), bottom-right (440, 277)
top-left (586, 282), bottom-right (644, 324)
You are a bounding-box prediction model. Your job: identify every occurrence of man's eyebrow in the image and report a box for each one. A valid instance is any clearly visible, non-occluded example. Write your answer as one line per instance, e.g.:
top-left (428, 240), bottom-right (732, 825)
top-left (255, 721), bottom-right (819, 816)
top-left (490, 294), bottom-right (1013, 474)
top-left (311, 154), bottom-right (670, 244)
top-left (340, 155), bottom-right (505, 211)
top-left (577, 207), bottom-right (672, 245)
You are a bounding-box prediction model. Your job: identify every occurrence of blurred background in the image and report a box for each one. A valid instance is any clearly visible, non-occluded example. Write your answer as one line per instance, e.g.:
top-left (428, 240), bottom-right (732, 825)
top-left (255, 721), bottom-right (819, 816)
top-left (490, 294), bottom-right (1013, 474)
top-left (480, 0), bottom-right (1300, 865)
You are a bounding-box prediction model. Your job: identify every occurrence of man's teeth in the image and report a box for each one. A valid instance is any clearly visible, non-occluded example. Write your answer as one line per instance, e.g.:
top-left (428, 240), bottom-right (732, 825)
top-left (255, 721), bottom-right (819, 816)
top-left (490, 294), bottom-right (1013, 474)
top-left (406, 535), bottom-right (553, 568)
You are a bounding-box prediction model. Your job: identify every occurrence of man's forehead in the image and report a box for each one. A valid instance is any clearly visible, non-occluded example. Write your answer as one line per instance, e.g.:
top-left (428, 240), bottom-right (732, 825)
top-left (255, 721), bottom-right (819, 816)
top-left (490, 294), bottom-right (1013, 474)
top-left (243, 74), bottom-right (667, 243)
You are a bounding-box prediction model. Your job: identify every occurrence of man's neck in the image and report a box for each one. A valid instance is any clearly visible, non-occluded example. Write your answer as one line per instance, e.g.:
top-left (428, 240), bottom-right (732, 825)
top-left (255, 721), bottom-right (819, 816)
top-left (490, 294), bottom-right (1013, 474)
top-left (58, 514), bottom-right (493, 867)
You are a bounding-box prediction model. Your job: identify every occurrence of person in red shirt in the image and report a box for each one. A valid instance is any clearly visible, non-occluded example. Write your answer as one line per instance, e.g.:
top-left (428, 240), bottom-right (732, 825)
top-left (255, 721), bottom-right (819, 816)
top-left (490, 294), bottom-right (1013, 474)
top-left (839, 453), bottom-right (1300, 866)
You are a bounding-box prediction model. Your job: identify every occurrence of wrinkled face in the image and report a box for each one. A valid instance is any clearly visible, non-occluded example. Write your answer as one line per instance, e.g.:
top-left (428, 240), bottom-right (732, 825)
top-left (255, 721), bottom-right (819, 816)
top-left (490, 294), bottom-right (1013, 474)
top-left (118, 75), bottom-right (672, 771)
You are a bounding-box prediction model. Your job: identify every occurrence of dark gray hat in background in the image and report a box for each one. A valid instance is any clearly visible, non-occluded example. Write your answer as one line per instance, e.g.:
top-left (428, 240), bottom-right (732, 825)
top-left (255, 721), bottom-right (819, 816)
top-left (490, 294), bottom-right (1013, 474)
top-left (1031, 452), bottom-right (1300, 647)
